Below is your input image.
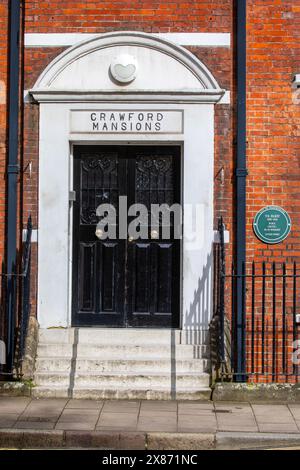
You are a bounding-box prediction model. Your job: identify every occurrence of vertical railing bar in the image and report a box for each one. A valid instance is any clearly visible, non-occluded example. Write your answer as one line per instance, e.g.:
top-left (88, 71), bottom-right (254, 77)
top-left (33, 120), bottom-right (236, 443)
top-left (282, 263), bottom-right (286, 376)
top-left (251, 261), bottom-right (255, 374)
top-left (214, 243), bottom-right (219, 321)
top-left (219, 217), bottom-right (225, 364)
top-left (262, 261), bottom-right (266, 375)
top-left (16, 216), bottom-right (32, 374)
top-left (272, 262), bottom-right (276, 380)
top-left (231, 262), bottom-right (235, 371)
top-left (242, 261), bottom-right (246, 376)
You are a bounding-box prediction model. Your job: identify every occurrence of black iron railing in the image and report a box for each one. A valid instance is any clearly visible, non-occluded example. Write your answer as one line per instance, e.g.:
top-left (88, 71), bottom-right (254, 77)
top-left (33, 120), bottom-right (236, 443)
top-left (16, 216), bottom-right (32, 373)
top-left (0, 216), bottom-right (32, 379)
top-left (215, 218), bottom-right (300, 382)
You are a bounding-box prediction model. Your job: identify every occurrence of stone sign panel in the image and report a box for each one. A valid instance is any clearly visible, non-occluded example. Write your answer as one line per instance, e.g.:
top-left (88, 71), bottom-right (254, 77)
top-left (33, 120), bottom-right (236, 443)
top-left (70, 110), bottom-right (184, 134)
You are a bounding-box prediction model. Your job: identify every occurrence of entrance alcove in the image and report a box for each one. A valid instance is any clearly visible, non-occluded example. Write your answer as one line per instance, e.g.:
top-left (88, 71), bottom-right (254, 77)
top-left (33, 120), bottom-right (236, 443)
top-left (30, 31), bottom-right (224, 339)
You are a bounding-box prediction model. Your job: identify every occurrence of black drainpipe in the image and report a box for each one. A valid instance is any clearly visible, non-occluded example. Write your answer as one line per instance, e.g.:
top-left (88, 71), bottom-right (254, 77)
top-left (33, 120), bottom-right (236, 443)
top-left (235, 0), bottom-right (247, 381)
top-left (4, 0), bottom-right (21, 376)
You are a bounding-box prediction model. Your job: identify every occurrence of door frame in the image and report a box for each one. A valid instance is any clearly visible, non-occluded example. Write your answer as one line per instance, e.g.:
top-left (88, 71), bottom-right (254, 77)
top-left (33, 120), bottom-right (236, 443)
top-left (69, 142), bottom-right (184, 329)
top-left (34, 32), bottom-right (221, 339)
top-left (37, 102), bottom-right (215, 334)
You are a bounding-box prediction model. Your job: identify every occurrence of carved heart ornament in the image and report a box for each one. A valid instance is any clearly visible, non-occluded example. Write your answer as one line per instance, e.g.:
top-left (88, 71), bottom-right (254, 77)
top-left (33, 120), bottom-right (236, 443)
top-left (110, 54), bottom-right (138, 84)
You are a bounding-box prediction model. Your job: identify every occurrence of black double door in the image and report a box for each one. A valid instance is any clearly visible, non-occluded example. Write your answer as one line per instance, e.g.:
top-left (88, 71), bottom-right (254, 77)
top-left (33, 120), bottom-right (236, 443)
top-left (72, 145), bottom-right (181, 327)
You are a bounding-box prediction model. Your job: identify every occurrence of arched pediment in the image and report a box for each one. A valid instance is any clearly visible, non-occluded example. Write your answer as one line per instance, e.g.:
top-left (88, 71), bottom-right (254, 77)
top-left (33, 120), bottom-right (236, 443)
top-left (30, 32), bottom-right (224, 103)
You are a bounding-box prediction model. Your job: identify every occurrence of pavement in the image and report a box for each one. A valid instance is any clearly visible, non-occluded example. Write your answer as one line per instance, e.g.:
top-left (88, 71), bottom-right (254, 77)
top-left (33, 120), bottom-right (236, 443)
top-left (1, 397), bottom-right (300, 449)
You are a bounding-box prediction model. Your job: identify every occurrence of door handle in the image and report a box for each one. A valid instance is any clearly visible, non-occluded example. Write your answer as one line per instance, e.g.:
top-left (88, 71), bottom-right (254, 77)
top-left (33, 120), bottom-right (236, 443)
top-left (95, 228), bottom-right (104, 239)
top-left (151, 229), bottom-right (159, 239)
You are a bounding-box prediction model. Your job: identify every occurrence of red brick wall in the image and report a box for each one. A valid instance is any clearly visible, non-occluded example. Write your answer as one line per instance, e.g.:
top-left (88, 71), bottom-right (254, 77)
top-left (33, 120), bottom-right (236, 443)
top-left (247, 0), bottom-right (300, 262)
top-left (24, 1), bottom-right (232, 33)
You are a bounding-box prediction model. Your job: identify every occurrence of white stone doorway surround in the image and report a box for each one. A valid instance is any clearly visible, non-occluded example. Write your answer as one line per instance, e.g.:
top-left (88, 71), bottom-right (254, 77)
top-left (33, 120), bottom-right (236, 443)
top-left (30, 31), bottom-right (225, 341)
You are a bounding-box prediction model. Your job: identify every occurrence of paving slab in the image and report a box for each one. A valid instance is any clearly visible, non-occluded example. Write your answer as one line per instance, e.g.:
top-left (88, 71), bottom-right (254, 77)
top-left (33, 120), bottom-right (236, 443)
top-left (257, 423), bottom-right (299, 433)
top-left (0, 414), bottom-right (19, 428)
top-left (97, 412), bottom-right (138, 431)
top-left (252, 404), bottom-right (293, 416)
top-left (0, 397), bottom-right (31, 414)
top-left (139, 409), bottom-right (177, 418)
top-left (252, 404), bottom-right (296, 427)
top-left (216, 411), bottom-right (257, 423)
top-left (18, 400), bottom-right (66, 422)
top-left (102, 400), bottom-right (140, 413)
top-left (215, 402), bottom-right (258, 432)
top-left (29, 398), bottom-right (68, 406)
top-left (55, 408), bottom-right (99, 431)
top-left (178, 402), bottom-right (214, 414)
top-left (137, 415), bottom-right (177, 432)
top-left (288, 404), bottom-right (300, 420)
top-left (178, 413), bottom-right (216, 423)
top-left (19, 409), bottom-right (65, 418)
top-left (215, 402), bottom-right (252, 412)
top-left (66, 399), bottom-right (104, 409)
top-left (218, 424), bottom-right (259, 433)
top-left (214, 401), bottom-right (250, 407)
top-left (140, 401), bottom-right (177, 412)
top-left (178, 414), bottom-right (217, 433)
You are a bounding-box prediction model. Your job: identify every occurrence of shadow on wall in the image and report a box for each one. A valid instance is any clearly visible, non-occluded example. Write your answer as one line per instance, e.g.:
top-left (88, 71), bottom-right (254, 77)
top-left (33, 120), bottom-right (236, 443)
top-left (183, 249), bottom-right (213, 346)
top-left (68, 327), bottom-right (79, 399)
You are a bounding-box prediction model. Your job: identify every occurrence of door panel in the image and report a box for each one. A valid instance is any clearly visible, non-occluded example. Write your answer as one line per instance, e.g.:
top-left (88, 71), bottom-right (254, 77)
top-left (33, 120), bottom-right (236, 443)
top-left (128, 241), bottom-right (176, 326)
top-left (126, 147), bottom-right (180, 327)
top-left (72, 145), bottom-right (180, 327)
top-left (72, 147), bottom-right (125, 326)
top-left (78, 242), bottom-right (96, 312)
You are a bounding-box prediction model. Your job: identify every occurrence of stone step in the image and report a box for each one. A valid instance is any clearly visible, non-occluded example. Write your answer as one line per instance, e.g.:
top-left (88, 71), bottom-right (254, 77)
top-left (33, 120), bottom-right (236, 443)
top-left (34, 371), bottom-right (210, 389)
top-left (38, 328), bottom-right (199, 345)
top-left (32, 385), bottom-right (212, 401)
top-left (36, 343), bottom-right (209, 359)
top-left (34, 328), bottom-right (211, 401)
top-left (35, 357), bottom-right (210, 373)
